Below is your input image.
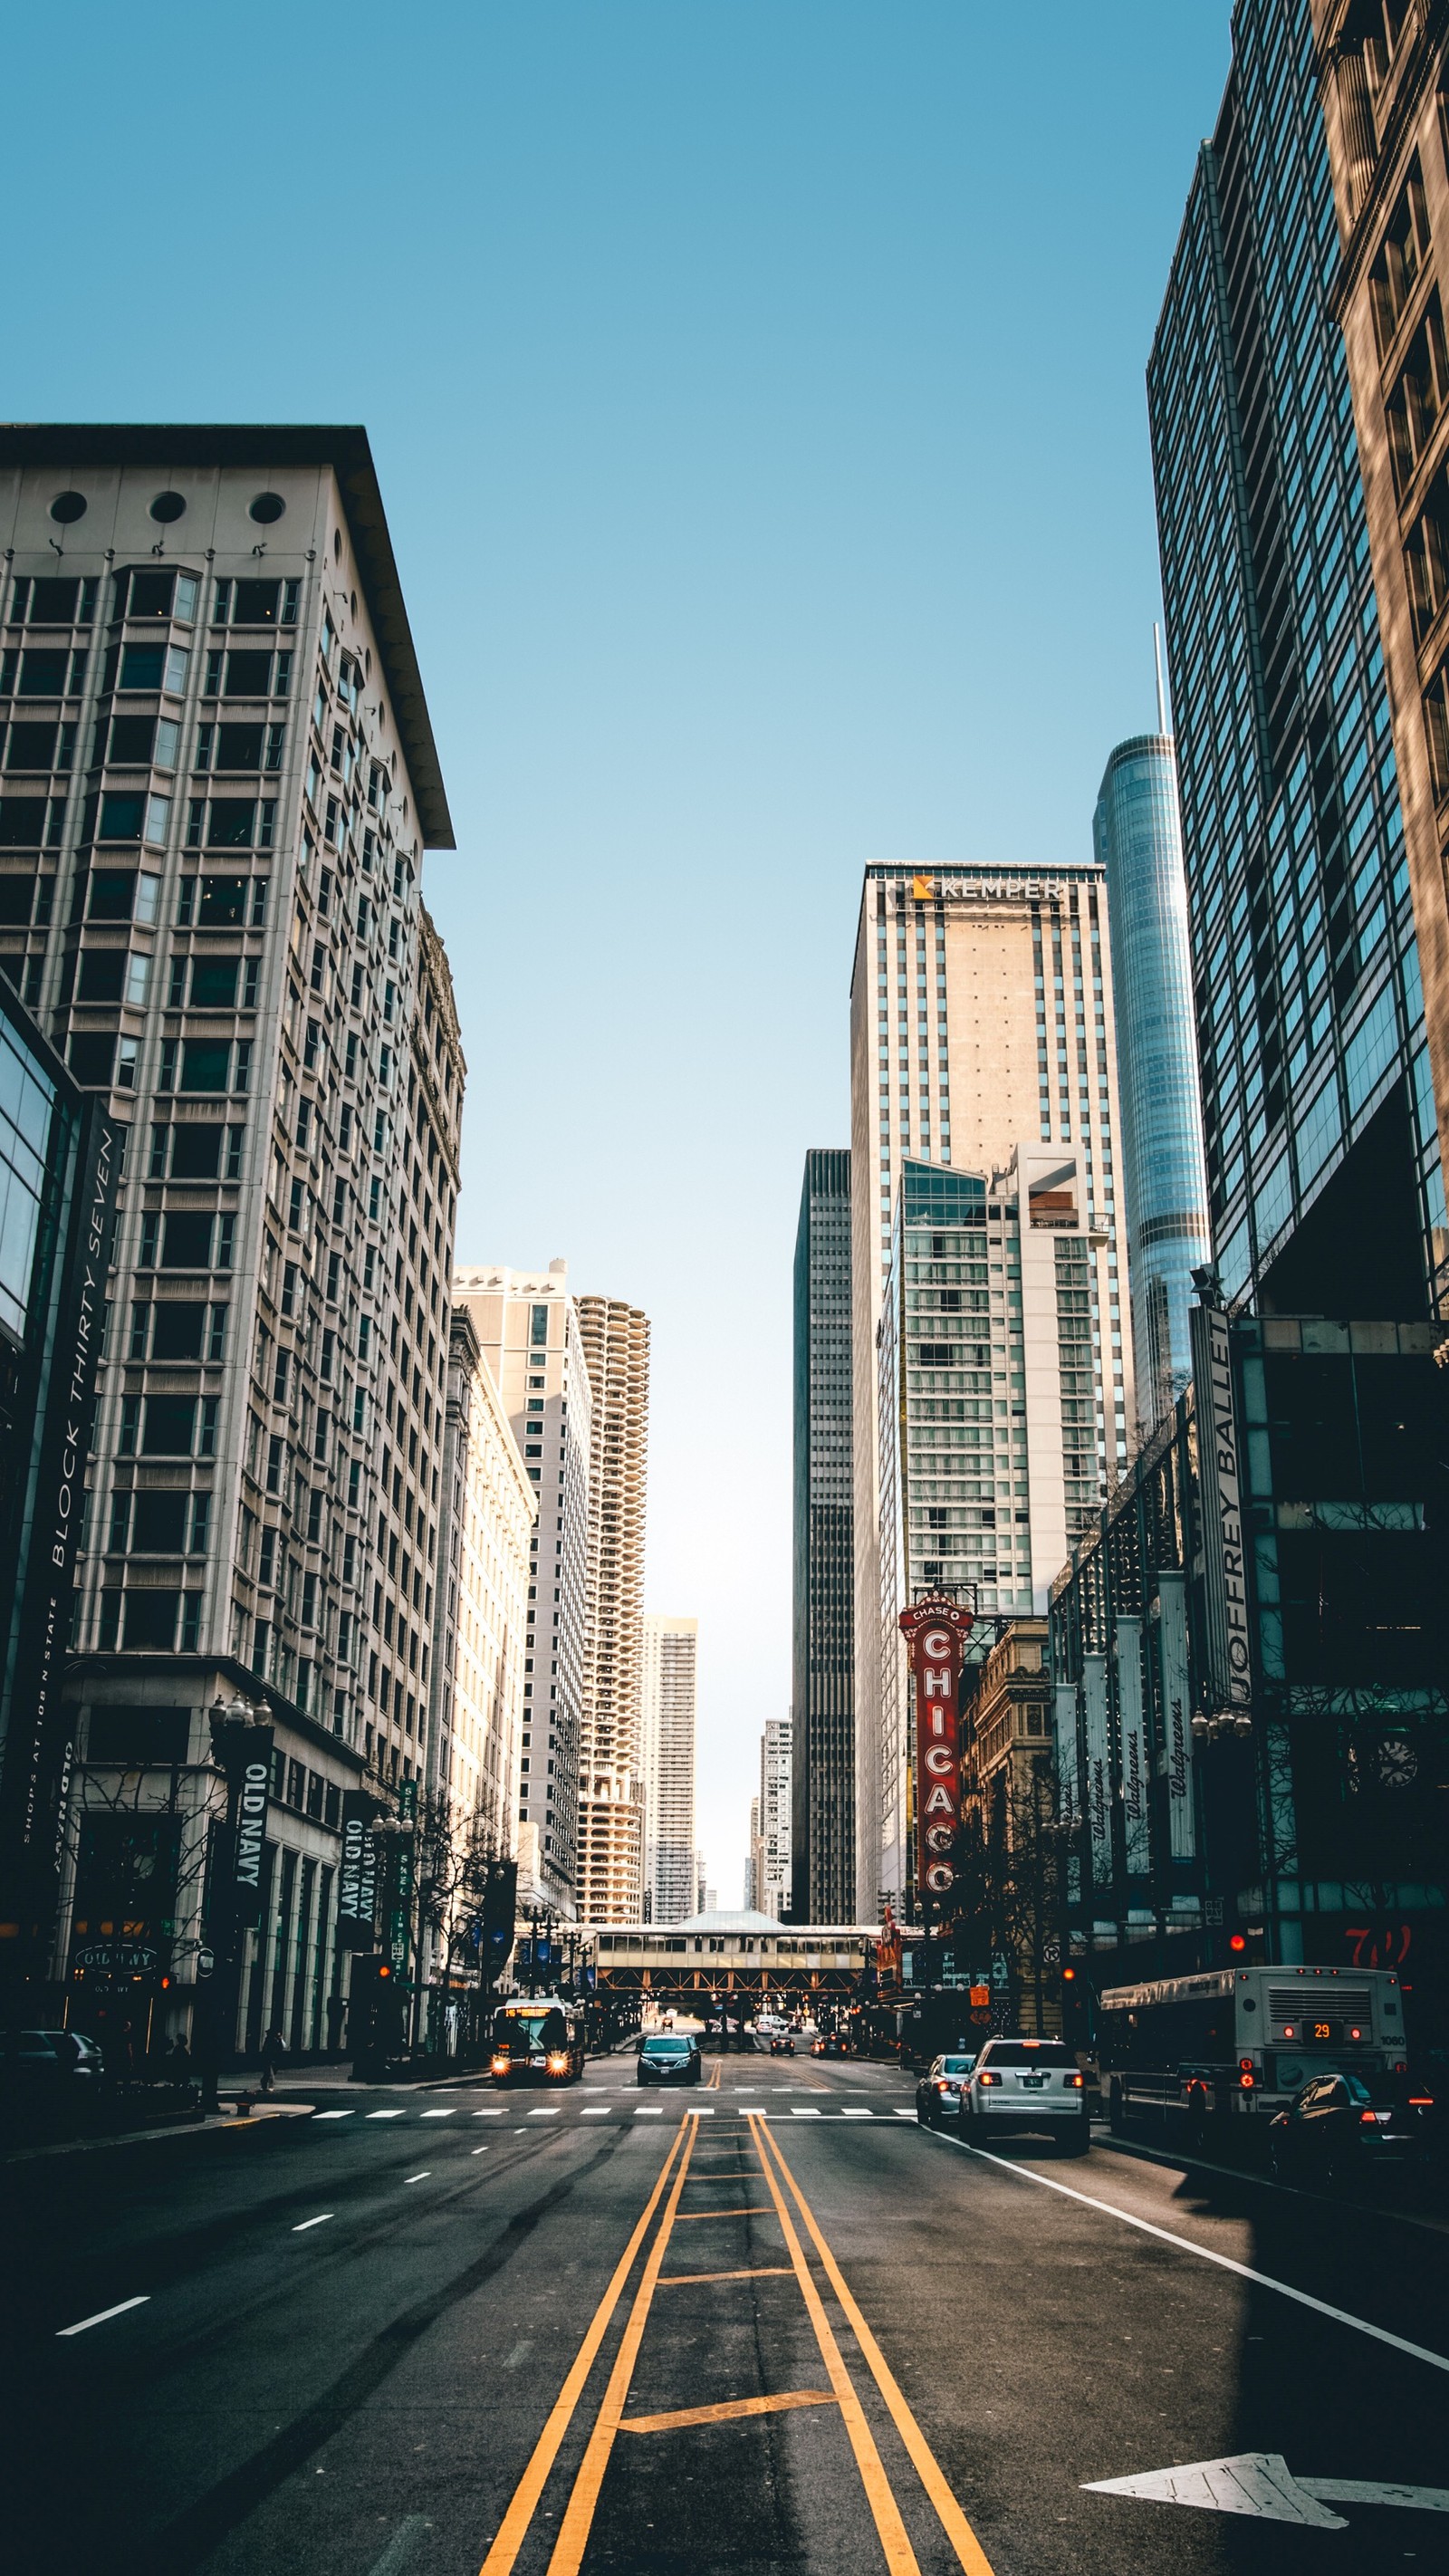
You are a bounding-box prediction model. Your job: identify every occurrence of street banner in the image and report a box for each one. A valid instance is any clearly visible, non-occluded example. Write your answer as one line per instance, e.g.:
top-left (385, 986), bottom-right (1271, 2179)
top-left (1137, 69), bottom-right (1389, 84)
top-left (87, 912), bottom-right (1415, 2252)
top-left (1117, 1617), bottom-right (1150, 1879)
top-left (1054, 1685), bottom-right (1082, 1901)
top-left (897, 1591), bottom-right (974, 1901)
top-left (338, 1792), bottom-right (379, 1951)
top-left (1156, 1571), bottom-right (1195, 1860)
top-left (1189, 1294), bottom-right (1252, 1716)
top-left (1082, 1652), bottom-right (1111, 1894)
top-left (229, 1728), bottom-right (273, 1928)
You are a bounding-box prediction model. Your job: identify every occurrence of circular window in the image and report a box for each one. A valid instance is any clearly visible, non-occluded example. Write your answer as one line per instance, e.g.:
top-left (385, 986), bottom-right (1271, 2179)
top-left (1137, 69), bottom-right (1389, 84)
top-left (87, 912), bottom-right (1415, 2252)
top-left (149, 490), bottom-right (187, 524)
top-left (49, 490), bottom-right (87, 524)
top-left (248, 492), bottom-right (285, 525)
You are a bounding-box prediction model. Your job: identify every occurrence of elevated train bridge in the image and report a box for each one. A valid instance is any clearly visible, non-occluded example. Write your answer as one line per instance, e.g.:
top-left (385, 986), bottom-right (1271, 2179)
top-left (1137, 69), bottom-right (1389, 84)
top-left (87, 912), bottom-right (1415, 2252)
top-left (590, 1913), bottom-right (875, 2014)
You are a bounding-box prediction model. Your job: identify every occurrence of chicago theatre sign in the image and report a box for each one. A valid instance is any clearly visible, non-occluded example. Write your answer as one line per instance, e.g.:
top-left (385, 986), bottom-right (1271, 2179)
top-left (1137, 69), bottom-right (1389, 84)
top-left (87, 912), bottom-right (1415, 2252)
top-left (898, 1592), bottom-right (974, 1900)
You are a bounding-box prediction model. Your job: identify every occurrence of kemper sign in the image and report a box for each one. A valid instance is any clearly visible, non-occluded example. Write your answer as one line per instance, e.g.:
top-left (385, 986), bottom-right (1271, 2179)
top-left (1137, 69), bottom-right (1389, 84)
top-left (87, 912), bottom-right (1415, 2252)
top-left (898, 1592), bottom-right (974, 1900)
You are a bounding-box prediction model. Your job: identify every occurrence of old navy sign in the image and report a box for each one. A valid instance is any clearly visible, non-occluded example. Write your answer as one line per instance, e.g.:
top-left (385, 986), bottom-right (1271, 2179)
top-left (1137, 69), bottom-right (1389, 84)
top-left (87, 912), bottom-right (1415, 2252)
top-left (898, 1591), bottom-right (974, 1900)
top-left (231, 1730), bottom-right (273, 1927)
top-left (337, 1791), bottom-right (379, 1951)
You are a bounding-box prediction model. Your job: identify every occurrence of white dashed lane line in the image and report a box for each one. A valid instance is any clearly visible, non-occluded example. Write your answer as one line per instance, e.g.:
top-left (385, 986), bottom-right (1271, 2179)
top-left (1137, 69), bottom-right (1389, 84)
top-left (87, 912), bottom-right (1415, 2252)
top-left (367, 2110), bottom-right (406, 2120)
top-left (292, 2214), bottom-right (334, 2233)
top-left (403, 2172), bottom-right (431, 2185)
top-left (56, 2297), bottom-right (150, 2338)
top-left (419, 2108), bottom-right (457, 2119)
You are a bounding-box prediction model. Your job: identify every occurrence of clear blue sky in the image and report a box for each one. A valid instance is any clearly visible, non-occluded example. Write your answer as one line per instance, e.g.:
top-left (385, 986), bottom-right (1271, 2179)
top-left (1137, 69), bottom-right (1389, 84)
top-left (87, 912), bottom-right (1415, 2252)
top-left (10, 1), bottom-right (1233, 1906)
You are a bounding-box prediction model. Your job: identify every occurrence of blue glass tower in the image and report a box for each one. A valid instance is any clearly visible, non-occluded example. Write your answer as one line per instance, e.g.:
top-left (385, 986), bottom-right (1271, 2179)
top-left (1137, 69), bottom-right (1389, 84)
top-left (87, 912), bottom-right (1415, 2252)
top-left (1094, 732), bottom-right (1211, 1428)
top-left (1148, 0), bottom-right (1442, 1321)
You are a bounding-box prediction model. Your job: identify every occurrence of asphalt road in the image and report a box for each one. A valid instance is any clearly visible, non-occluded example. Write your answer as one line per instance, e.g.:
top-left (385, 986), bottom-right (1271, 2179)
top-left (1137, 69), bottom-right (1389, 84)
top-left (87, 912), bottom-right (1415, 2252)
top-left (3, 2050), bottom-right (1447, 2576)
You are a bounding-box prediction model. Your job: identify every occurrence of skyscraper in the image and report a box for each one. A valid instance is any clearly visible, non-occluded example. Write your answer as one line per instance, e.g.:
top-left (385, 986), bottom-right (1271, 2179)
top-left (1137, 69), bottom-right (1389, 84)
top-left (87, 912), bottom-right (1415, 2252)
top-left (759, 1716), bottom-right (792, 1919)
top-left (575, 1294), bottom-right (650, 1925)
top-left (0, 425), bottom-right (463, 2057)
top-left (427, 1305), bottom-right (534, 1871)
top-left (791, 1148), bottom-right (854, 1924)
top-left (1093, 730), bottom-right (1212, 1431)
top-left (850, 861), bottom-right (1133, 1918)
top-left (639, 1613), bottom-right (696, 1925)
top-left (454, 1263), bottom-right (592, 1914)
top-left (1308, 0), bottom-right (1449, 1282)
top-left (1148, 0), bottom-right (1441, 1322)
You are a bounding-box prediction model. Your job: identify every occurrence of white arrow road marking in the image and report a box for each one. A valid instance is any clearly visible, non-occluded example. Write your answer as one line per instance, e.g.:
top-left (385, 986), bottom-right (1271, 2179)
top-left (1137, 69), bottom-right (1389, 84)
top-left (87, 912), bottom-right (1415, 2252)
top-left (1304, 2479), bottom-right (1449, 2514)
top-left (1085, 2455), bottom-right (1449, 2525)
top-left (957, 2144), bottom-right (1449, 2375)
top-left (1086, 2455), bottom-right (1348, 2527)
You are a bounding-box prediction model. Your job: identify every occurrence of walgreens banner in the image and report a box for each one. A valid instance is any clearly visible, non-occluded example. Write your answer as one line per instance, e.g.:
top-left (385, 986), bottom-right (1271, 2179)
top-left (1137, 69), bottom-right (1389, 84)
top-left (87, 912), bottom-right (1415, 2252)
top-left (898, 1592), bottom-right (974, 1900)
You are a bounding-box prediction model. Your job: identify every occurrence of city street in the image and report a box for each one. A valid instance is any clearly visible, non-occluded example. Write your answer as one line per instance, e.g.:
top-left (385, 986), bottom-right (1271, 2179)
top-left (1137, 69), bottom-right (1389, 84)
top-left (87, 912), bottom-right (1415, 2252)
top-left (4, 2051), bottom-right (1446, 2576)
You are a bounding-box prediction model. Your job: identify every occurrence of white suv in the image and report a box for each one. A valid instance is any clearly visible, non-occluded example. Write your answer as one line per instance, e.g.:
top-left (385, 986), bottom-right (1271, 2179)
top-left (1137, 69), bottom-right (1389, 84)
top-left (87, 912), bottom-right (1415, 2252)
top-left (959, 2038), bottom-right (1089, 2153)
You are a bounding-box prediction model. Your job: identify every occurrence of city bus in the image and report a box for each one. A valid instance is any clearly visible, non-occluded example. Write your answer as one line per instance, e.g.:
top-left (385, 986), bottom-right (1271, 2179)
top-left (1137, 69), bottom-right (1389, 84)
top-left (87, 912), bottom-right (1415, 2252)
top-left (1098, 1964), bottom-right (1408, 2139)
top-left (489, 1995), bottom-right (586, 2084)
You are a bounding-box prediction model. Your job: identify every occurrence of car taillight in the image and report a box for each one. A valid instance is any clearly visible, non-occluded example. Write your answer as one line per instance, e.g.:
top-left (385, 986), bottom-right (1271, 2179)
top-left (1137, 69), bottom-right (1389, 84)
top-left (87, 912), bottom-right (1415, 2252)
top-left (1360, 2110), bottom-right (1392, 2125)
top-left (1066, 2071), bottom-right (1083, 2088)
top-left (977, 2070), bottom-right (1000, 2085)
top-left (1410, 2095), bottom-right (1435, 2107)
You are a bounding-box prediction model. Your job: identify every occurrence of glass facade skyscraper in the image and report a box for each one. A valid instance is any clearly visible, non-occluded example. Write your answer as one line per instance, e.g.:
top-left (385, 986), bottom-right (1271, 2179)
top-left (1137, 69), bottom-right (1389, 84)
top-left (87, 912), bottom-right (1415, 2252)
top-left (1093, 733), bottom-right (1211, 1429)
top-left (791, 1149), bottom-right (854, 1924)
top-left (1148, 0), bottom-right (1443, 1321)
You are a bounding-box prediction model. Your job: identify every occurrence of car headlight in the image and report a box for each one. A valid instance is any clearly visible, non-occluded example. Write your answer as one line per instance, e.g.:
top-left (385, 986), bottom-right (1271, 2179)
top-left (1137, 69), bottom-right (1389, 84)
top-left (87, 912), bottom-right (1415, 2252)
top-left (546, 2053), bottom-right (569, 2072)
top-left (491, 2055), bottom-right (510, 2074)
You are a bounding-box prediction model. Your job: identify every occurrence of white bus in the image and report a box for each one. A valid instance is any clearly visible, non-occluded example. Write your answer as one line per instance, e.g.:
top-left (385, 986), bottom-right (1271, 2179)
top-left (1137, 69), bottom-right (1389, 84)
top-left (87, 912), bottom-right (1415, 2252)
top-left (1098, 1964), bottom-right (1408, 2138)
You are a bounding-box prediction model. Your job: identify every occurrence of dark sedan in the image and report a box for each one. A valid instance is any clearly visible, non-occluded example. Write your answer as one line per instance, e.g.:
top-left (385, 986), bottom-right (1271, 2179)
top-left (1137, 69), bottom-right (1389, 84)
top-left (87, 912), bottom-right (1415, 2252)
top-left (637, 2033), bottom-right (703, 2086)
top-left (1269, 2071), bottom-right (1425, 2183)
top-left (915, 2052), bottom-right (977, 2127)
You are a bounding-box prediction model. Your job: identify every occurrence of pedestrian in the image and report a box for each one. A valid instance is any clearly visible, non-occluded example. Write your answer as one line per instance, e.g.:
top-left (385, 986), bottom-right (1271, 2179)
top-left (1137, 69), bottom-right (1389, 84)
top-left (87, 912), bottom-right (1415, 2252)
top-left (259, 2023), bottom-right (287, 2095)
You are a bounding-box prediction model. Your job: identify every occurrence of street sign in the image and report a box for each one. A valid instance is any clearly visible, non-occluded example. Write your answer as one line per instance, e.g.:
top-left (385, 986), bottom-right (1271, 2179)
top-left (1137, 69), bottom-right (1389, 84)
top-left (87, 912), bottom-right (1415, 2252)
top-left (1084, 2455), bottom-right (1449, 2528)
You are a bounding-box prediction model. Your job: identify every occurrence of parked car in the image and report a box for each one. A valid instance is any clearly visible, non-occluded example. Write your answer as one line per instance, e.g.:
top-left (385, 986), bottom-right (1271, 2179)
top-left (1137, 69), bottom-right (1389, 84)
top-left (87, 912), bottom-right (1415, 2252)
top-left (1268, 2071), bottom-right (1426, 2184)
top-left (637, 2032), bottom-right (703, 2087)
top-left (915, 2052), bottom-right (977, 2127)
top-left (0, 2028), bottom-right (103, 2119)
top-left (958, 2038), bottom-right (1089, 2152)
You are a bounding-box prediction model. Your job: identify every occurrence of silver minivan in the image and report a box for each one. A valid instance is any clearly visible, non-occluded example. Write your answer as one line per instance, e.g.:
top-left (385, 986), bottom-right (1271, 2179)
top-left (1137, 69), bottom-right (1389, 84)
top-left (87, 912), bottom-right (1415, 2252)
top-left (959, 2037), bottom-right (1089, 2153)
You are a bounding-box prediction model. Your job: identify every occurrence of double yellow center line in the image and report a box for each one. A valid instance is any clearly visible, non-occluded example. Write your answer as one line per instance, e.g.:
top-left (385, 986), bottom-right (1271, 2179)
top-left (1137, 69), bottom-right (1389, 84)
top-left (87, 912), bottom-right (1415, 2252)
top-left (479, 2110), bottom-right (995, 2576)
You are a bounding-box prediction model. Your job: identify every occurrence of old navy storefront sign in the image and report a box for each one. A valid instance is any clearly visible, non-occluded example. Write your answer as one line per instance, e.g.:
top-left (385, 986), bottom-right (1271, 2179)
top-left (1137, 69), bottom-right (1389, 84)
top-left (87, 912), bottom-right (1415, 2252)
top-left (337, 1791), bottom-right (379, 1951)
top-left (231, 1731), bottom-right (273, 1928)
top-left (898, 1593), bottom-right (974, 1899)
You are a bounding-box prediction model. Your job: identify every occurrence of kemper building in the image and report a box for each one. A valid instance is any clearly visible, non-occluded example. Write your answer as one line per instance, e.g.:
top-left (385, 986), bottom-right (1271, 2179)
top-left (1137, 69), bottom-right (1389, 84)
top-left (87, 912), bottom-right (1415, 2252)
top-left (850, 861), bottom-right (1134, 1919)
top-left (0, 424), bottom-right (463, 2058)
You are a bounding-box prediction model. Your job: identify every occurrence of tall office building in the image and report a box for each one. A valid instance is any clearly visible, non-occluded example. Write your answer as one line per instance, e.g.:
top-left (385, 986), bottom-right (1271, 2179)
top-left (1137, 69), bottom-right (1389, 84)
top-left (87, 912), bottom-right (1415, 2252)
top-left (1149, 1), bottom-right (1442, 1322)
top-left (0, 426), bottom-right (463, 2056)
top-left (0, 981), bottom-right (114, 2002)
top-left (1308, 0), bottom-right (1449, 1276)
top-left (759, 1716), bottom-right (792, 1919)
top-left (874, 1149), bottom-right (1120, 1912)
top-left (574, 1295), bottom-right (650, 1924)
top-left (455, 1263), bottom-right (592, 1915)
top-left (1093, 731), bottom-right (1212, 1430)
top-left (791, 1149), bottom-right (854, 1924)
top-left (850, 861), bottom-right (1133, 1918)
top-left (427, 1306), bottom-right (534, 1870)
top-left (639, 1612), bottom-right (696, 1925)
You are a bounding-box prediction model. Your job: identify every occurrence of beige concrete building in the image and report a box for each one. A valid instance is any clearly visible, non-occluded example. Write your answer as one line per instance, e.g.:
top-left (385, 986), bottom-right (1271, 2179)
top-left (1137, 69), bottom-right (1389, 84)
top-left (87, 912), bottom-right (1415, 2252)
top-left (851, 862), bottom-right (1133, 1918)
top-left (427, 1306), bottom-right (534, 1866)
top-left (453, 1264), bottom-right (592, 1914)
top-left (959, 1616), bottom-right (1061, 2037)
top-left (1311, 1), bottom-right (1449, 1281)
top-left (639, 1613), bottom-right (697, 1925)
top-left (0, 426), bottom-right (461, 2058)
top-left (576, 1296), bottom-right (650, 1925)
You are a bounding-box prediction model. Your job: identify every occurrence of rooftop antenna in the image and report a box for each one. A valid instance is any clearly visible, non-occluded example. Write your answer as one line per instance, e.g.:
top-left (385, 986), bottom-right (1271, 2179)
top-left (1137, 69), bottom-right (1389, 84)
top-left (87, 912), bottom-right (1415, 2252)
top-left (1153, 622), bottom-right (1170, 736)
